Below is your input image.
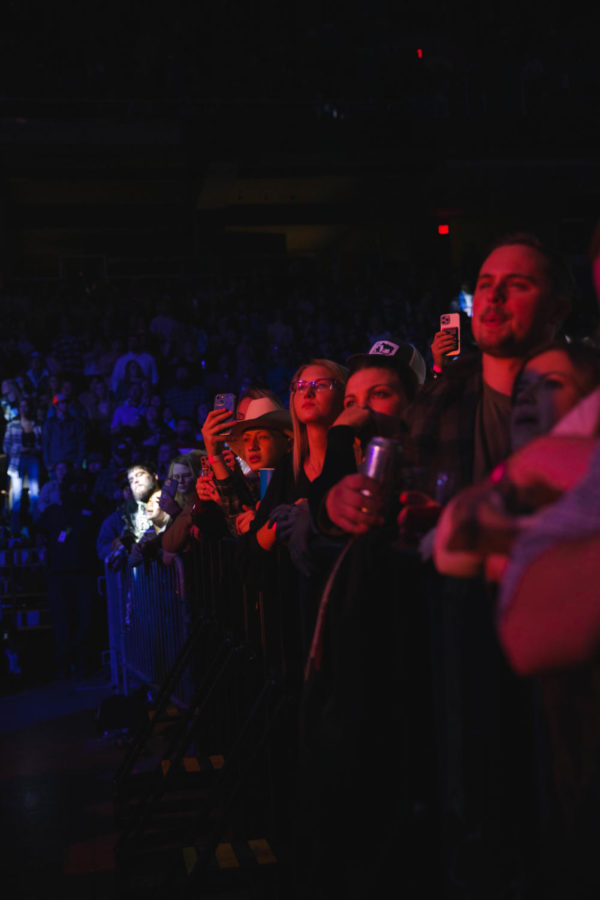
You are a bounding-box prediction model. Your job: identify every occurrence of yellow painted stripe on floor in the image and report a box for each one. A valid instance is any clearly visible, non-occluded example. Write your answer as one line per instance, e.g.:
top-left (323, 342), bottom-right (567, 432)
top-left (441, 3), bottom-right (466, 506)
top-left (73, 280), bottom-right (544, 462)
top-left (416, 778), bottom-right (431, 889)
top-left (182, 846), bottom-right (197, 875)
top-left (209, 754), bottom-right (225, 769)
top-left (161, 760), bottom-right (170, 775)
top-left (216, 842), bottom-right (239, 869)
top-left (183, 757), bottom-right (201, 772)
top-left (248, 839), bottom-right (277, 865)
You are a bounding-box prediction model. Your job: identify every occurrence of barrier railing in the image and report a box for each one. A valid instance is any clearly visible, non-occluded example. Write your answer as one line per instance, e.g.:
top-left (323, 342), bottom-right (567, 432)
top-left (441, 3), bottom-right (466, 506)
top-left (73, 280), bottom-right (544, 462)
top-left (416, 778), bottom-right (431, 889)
top-left (104, 554), bottom-right (192, 706)
top-left (106, 526), bottom-right (560, 898)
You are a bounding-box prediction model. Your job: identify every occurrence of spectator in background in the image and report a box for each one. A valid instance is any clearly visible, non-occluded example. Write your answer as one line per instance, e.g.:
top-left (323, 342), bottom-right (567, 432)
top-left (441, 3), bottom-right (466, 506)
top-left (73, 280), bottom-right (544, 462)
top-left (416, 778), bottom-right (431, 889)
top-left (110, 382), bottom-right (146, 434)
top-left (3, 397), bottom-right (43, 535)
top-left (36, 468), bottom-right (103, 679)
top-left (1, 379), bottom-right (22, 423)
top-left (90, 437), bottom-right (133, 510)
top-left (19, 351), bottom-right (51, 398)
top-left (124, 461), bottom-right (159, 541)
top-left (128, 488), bottom-right (171, 567)
top-left (50, 314), bottom-right (85, 380)
top-left (173, 415), bottom-right (201, 451)
top-left (160, 451), bottom-right (224, 553)
top-left (59, 377), bottom-right (87, 421)
top-left (113, 359), bottom-right (145, 403)
top-left (164, 363), bottom-right (206, 420)
top-left (42, 393), bottom-right (86, 473)
top-left (140, 403), bottom-right (175, 450)
top-left (79, 376), bottom-right (116, 444)
top-left (194, 401), bottom-right (210, 440)
top-left (110, 332), bottom-right (159, 395)
top-left (38, 459), bottom-right (72, 515)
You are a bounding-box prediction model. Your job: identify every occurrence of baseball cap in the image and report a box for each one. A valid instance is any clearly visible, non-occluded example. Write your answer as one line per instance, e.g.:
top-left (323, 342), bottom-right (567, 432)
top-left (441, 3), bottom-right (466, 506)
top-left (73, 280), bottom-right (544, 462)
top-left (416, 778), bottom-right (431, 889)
top-left (347, 337), bottom-right (427, 386)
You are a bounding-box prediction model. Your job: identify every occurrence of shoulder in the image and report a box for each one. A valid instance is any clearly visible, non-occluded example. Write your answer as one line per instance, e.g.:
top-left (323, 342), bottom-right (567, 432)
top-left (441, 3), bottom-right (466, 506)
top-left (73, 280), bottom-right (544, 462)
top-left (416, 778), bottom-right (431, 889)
top-left (404, 354), bottom-right (481, 416)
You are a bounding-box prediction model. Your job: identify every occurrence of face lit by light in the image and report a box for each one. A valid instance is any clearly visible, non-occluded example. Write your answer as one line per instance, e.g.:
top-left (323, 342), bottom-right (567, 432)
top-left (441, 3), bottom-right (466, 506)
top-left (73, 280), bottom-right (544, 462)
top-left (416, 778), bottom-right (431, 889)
top-left (241, 429), bottom-right (289, 471)
top-left (510, 349), bottom-right (589, 450)
top-left (472, 244), bottom-right (562, 358)
top-left (171, 462), bottom-right (196, 495)
top-left (292, 364), bottom-right (343, 426)
top-left (127, 466), bottom-right (155, 501)
top-left (343, 367), bottom-right (407, 433)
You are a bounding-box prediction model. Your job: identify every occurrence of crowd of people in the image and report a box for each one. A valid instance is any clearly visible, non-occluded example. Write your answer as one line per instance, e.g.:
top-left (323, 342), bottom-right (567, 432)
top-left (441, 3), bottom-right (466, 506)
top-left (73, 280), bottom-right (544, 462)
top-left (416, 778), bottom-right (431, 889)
top-left (3, 229), bottom-right (600, 897)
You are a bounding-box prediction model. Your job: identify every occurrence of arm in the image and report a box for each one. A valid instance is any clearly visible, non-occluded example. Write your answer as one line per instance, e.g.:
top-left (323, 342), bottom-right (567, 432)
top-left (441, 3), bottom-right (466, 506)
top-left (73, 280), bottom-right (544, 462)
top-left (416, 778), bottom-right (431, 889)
top-left (498, 534), bottom-right (600, 675)
top-left (160, 504), bottom-right (194, 554)
top-left (208, 469), bottom-right (258, 536)
top-left (433, 436), bottom-right (597, 570)
top-left (503, 435), bottom-right (596, 506)
top-left (307, 424), bottom-right (361, 529)
top-left (430, 329), bottom-right (459, 371)
top-left (433, 479), bottom-right (519, 577)
top-left (201, 408), bottom-right (236, 481)
top-left (246, 453), bottom-right (294, 551)
top-left (324, 473), bottom-right (384, 535)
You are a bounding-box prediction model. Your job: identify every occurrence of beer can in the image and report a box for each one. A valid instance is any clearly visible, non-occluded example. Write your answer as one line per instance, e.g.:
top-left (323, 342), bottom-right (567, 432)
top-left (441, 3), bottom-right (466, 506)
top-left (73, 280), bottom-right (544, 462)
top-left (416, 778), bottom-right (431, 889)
top-left (359, 437), bottom-right (402, 486)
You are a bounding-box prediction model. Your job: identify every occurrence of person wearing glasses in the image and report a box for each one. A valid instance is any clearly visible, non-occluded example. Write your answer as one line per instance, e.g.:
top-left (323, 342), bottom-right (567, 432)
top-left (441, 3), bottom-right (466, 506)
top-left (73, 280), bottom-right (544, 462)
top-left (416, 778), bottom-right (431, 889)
top-left (250, 359), bottom-right (348, 552)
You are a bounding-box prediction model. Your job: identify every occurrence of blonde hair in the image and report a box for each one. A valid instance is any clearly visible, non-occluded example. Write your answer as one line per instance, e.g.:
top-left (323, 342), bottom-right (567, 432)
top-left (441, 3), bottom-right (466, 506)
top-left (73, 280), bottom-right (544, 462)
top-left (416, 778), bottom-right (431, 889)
top-left (290, 358), bottom-right (348, 480)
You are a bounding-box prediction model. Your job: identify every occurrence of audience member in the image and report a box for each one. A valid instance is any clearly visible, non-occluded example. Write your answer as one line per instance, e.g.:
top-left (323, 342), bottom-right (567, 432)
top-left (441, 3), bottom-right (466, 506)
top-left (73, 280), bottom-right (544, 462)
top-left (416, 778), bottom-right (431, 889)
top-left (36, 469), bottom-right (103, 678)
top-left (206, 396), bottom-right (294, 536)
top-left (42, 393), bottom-right (86, 472)
top-left (3, 397), bottom-right (43, 534)
top-left (128, 488), bottom-right (171, 567)
top-left (110, 382), bottom-right (147, 434)
top-left (110, 332), bottom-right (159, 395)
top-left (38, 459), bottom-right (72, 514)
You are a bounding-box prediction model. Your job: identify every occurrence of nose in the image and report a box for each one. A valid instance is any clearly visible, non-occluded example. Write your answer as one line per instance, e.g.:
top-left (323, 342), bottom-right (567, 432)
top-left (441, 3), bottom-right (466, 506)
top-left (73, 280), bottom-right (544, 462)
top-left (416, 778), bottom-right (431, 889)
top-left (249, 435), bottom-right (260, 450)
top-left (304, 382), bottom-right (317, 397)
top-left (490, 280), bottom-right (506, 303)
top-left (515, 376), bottom-right (541, 405)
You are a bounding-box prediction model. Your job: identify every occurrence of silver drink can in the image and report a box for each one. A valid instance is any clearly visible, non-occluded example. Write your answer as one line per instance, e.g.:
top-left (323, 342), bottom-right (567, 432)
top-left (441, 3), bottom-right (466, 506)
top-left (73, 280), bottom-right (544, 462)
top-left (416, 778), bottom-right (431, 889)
top-left (360, 437), bottom-right (402, 486)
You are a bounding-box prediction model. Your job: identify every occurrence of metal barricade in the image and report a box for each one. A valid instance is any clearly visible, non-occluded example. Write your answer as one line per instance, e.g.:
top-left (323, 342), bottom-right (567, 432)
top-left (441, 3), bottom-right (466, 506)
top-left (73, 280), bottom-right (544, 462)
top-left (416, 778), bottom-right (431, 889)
top-left (104, 555), bottom-right (191, 706)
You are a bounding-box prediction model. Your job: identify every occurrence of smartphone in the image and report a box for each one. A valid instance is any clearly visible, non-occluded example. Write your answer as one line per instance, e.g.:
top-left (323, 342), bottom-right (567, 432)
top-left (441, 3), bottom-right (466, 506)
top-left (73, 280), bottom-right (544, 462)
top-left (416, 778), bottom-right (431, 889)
top-left (214, 392), bottom-right (236, 436)
top-left (161, 477), bottom-right (178, 499)
top-left (214, 393), bottom-right (236, 414)
top-left (440, 313), bottom-right (461, 356)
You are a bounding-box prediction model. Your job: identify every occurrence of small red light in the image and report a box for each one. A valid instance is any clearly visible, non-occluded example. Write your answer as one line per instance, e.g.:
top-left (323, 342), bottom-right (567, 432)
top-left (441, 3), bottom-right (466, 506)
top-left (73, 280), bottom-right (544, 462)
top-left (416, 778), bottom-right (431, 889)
top-left (438, 224), bottom-right (449, 235)
top-left (417, 48), bottom-right (423, 59)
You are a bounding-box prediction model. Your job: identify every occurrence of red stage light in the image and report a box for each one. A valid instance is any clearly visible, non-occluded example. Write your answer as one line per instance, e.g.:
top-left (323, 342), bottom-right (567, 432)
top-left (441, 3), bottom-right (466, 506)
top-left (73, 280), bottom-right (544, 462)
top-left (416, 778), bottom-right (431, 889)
top-left (438, 224), bottom-right (449, 235)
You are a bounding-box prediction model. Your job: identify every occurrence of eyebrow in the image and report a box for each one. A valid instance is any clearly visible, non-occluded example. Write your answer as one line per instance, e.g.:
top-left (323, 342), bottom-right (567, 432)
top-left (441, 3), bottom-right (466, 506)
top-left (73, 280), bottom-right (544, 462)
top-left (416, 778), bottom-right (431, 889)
top-left (477, 272), bottom-right (540, 284)
top-left (344, 382), bottom-right (394, 400)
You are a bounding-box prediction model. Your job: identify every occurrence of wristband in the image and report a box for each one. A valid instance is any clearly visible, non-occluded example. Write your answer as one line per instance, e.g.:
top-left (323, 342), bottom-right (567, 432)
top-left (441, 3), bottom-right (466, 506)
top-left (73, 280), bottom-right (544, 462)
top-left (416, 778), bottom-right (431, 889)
top-left (208, 455), bottom-right (222, 464)
top-left (432, 364), bottom-right (443, 375)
